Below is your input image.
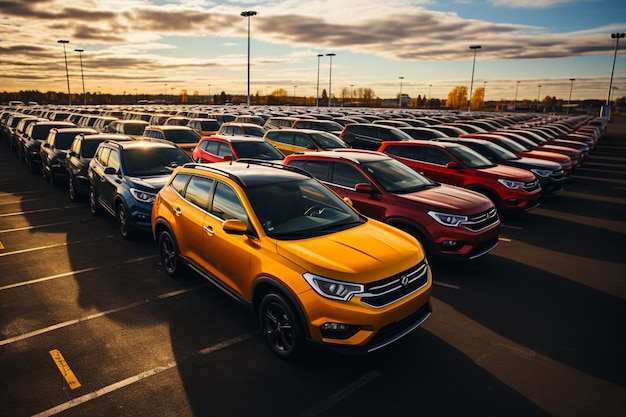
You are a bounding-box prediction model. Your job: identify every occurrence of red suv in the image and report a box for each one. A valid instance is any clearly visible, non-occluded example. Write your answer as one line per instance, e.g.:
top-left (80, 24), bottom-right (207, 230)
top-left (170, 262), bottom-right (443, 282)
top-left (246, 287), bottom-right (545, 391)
top-left (378, 141), bottom-right (542, 212)
top-left (284, 150), bottom-right (500, 260)
top-left (191, 134), bottom-right (284, 163)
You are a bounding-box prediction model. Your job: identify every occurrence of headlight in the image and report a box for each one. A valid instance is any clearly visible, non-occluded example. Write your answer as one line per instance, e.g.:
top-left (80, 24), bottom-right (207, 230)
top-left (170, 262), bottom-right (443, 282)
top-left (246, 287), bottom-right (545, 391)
top-left (427, 211), bottom-right (468, 227)
top-left (303, 273), bottom-right (364, 301)
top-left (497, 179), bottom-right (525, 190)
top-left (530, 168), bottom-right (553, 178)
top-left (130, 188), bottom-right (157, 204)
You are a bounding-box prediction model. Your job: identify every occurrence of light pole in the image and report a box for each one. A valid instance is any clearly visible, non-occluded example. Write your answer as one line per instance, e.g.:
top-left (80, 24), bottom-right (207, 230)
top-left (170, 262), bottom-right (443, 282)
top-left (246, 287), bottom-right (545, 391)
top-left (208, 84), bottom-right (212, 103)
top-left (468, 45), bottom-right (481, 112)
top-left (326, 53), bottom-right (336, 107)
top-left (567, 78), bottom-right (575, 114)
top-left (164, 83), bottom-right (167, 103)
top-left (398, 76), bottom-right (404, 108)
top-left (293, 85), bottom-right (297, 103)
top-left (58, 40), bottom-right (71, 106)
top-left (607, 33), bottom-right (625, 106)
top-left (316, 53), bottom-right (323, 107)
top-left (483, 80), bottom-right (487, 109)
top-left (241, 10), bottom-right (257, 107)
top-left (537, 84), bottom-right (542, 112)
top-left (350, 84), bottom-right (354, 105)
top-left (513, 81), bottom-right (520, 111)
top-left (74, 49), bottom-right (86, 106)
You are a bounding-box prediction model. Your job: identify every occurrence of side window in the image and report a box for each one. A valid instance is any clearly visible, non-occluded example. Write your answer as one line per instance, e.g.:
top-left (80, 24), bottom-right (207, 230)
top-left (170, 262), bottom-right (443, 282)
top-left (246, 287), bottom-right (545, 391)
top-left (387, 145), bottom-right (422, 161)
top-left (331, 162), bottom-right (369, 188)
top-left (108, 149), bottom-right (121, 171)
top-left (424, 147), bottom-right (452, 165)
top-left (302, 160), bottom-right (329, 181)
top-left (276, 132), bottom-right (294, 145)
top-left (211, 182), bottom-right (248, 224)
top-left (97, 147), bottom-right (111, 165)
top-left (216, 143), bottom-right (232, 157)
top-left (170, 173), bottom-right (191, 195)
top-left (206, 141), bottom-right (220, 155)
top-left (376, 128), bottom-right (394, 140)
top-left (222, 126), bottom-right (233, 134)
top-left (294, 134), bottom-right (312, 148)
top-left (185, 175), bottom-right (213, 210)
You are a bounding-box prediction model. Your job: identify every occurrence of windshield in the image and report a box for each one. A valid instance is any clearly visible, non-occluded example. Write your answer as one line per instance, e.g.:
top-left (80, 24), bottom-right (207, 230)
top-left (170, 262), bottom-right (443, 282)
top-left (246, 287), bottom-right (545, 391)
top-left (164, 129), bottom-right (200, 144)
top-left (242, 126), bottom-right (266, 137)
top-left (494, 137), bottom-right (529, 152)
top-left (361, 159), bottom-right (436, 193)
top-left (448, 145), bottom-right (495, 168)
top-left (483, 141), bottom-right (520, 161)
top-left (310, 132), bottom-right (347, 149)
top-left (232, 141), bottom-right (285, 160)
top-left (245, 179), bottom-right (364, 239)
top-left (122, 147), bottom-right (191, 176)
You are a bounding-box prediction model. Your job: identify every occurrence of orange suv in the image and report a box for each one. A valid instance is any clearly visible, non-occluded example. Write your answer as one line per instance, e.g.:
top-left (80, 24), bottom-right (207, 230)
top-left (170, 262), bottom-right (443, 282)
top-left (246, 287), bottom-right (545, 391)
top-left (151, 161), bottom-right (432, 358)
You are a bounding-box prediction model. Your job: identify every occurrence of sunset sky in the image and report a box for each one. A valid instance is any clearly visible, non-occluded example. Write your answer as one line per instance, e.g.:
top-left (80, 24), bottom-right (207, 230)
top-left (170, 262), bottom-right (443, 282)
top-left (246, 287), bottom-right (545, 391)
top-left (1, 0), bottom-right (625, 102)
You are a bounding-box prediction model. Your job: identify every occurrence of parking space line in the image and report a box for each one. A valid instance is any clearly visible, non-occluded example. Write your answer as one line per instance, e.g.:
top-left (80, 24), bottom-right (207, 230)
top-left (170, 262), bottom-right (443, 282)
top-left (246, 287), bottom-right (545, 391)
top-left (0, 205), bottom-right (82, 217)
top-left (49, 349), bottom-right (81, 389)
top-left (0, 220), bottom-right (84, 234)
top-left (0, 237), bottom-right (111, 257)
top-left (433, 281), bottom-right (461, 290)
top-left (32, 333), bottom-right (255, 417)
top-left (0, 284), bottom-right (204, 346)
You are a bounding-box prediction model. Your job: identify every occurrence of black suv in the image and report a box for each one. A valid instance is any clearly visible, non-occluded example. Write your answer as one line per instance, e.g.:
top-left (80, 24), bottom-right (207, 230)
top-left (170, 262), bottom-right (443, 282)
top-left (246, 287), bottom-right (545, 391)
top-left (22, 121), bottom-right (76, 173)
top-left (88, 140), bottom-right (192, 239)
top-left (40, 127), bottom-right (98, 185)
top-left (339, 123), bottom-right (413, 150)
top-left (66, 133), bottom-right (132, 201)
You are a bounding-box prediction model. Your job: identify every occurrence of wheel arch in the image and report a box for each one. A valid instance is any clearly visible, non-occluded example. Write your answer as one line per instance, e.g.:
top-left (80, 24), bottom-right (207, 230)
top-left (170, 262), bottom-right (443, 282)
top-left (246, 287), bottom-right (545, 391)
top-left (385, 217), bottom-right (433, 255)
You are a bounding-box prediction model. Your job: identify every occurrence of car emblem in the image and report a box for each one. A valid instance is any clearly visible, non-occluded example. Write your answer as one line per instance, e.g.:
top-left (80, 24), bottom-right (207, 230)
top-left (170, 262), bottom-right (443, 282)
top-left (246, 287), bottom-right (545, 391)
top-left (401, 275), bottom-right (409, 286)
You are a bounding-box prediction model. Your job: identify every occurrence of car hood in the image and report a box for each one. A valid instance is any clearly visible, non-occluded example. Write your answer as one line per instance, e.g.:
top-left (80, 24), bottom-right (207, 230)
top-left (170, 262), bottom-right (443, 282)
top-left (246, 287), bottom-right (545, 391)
top-left (127, 175), bottom-right (170, 191)
top-left (276, 222), bottom-right (423, 283)
top-left (481, 164), bottom-right (537, 182)
top-left (398, 184), bottom-right (493, 213)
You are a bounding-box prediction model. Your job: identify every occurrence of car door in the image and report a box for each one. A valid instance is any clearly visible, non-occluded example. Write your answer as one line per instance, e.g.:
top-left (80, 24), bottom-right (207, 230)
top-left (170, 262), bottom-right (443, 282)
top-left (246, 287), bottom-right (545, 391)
top-left (202, 181), bottom-right (252, 299)
top-left (99, 148), bottom-right (121, 213)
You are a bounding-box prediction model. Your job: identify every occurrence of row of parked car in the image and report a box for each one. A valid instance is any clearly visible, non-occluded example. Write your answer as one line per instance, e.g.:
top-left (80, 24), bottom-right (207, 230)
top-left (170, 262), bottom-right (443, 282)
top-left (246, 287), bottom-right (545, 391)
top-left (0, 103), bottom-right (607, 358)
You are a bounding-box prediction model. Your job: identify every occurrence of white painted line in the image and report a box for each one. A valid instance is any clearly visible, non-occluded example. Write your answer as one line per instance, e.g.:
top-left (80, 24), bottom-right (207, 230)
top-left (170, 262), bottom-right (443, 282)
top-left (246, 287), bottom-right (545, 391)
top-left (0, 205), bottom-right (81, 217)
top-left (433, 281), bottom-right (461, 290)
top-left (298, 370), bottom-right (381, 417)
top-left (498, 237), bottom-right (512, 242)
top-left (0, 285), bottom-right (204, 346)
top-left (0, 255), bottom-right (156, 291)
top-left (31, 333), bottom-right (255, 417)
top-left (500, 224), bottom-right (524, 230)
top-left (0, 220), bottom-right (83, 233)
top-left (0, 237), bottom-right (112, 257)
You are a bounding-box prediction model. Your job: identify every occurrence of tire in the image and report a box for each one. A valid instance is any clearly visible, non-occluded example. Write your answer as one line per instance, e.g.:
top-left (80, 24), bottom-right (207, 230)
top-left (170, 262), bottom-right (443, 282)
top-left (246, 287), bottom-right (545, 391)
top-left (68, 176), bottom-right (79, 202)
top-left (117, 203), bottom-right (132, 240)
top-left (42, 166), bottom-right (49, 182)
top-left (158, 230), bottom-right (183, 278)
top-left (88, 186), bottom-right (102, 216)
top-left (26, 156), bottom-right (36, 173)
top-left (259, 292), bottom-right (305, 359)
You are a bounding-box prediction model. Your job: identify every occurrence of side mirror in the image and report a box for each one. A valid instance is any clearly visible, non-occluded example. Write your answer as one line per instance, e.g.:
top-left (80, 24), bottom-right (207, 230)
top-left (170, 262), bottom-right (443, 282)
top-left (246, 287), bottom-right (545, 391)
top-left (223, 218), bottom-right (248, 235)
top-left (223, 154), bottom-right (233, 161)
top-left (354, 183), bottom-right (374, 193)
top-left (342, 196), bottom-right (354, 207)
top-left (446, 161), bottom-right (460, 170)
top-left (43, 143), bottom-right (51, 148)
top-left (103, 167), bottom-right (117, 175)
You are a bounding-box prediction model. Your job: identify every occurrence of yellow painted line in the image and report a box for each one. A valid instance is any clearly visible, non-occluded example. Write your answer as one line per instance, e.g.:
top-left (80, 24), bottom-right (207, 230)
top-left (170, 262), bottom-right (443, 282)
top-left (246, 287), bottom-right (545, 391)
top-left (0, 241), bottom-right (5, 250)
top-left (49, 349), bottom-right (81, 389)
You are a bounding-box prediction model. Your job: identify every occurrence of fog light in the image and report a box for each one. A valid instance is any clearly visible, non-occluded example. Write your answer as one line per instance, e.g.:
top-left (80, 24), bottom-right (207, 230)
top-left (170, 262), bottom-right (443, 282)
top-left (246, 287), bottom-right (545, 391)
top-left (320, 322), bottom-right (360, 339)
top-left (506, 198), bottom-right (521, 205)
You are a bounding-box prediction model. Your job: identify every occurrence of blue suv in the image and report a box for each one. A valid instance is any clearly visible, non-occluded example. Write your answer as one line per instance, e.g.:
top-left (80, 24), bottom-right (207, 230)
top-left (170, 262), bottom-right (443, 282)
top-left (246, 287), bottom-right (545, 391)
top-left (88, 140), bottom-right (192, 239)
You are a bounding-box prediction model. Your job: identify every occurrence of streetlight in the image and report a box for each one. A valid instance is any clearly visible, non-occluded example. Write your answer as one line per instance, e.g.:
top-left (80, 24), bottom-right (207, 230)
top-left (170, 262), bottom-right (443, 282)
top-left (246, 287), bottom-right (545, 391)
top-left (567, 78), bottom-right (575, 114)
top-left (208, 84), bottom-right (212, 103)
top-left (350, 84), bottom-right (354, 105)
top-left (483, 81), bottom-right (488, 108)
top-left (513, 81), bottom-right (520, 111)
top-left (326, 53), bottom-right (336, 107)
top-left (316, 54), bottom-right (323, 107)
top-left (537, 84), bottom-right (542, 112)
top-left (607, 33), bottom-right (625, 106)
top-left (58, 40), bottom-right (71, 106)
top-left (398, 76), bottom-right (404, 109)
top-left (293, 85), bottom-right (297, 103)
top-left (74, 49), bottom-right (86, 106)
top-left (241, 10), bottom-right (257, 107)
top-left (164, 83), bottom-right (167, 103)
top-left (468, 45), bottom-right (481, 112)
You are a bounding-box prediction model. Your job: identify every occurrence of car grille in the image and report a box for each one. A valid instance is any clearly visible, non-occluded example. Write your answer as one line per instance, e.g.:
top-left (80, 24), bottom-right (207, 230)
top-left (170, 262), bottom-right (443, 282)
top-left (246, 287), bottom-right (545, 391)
top-left (360, 261), bottom-right (429, 308)
top-left (523, 179), bottom-right (541, 192)
top-left (465, 207), bottom-right (499, 232)
top-left (549, 169), bottom-right (566, 181)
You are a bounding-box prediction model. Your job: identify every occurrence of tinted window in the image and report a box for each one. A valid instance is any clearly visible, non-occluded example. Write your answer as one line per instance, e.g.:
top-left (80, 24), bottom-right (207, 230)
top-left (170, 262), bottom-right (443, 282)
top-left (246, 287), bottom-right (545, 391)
top-left (81, 139), bottom-right (105, 158)
top-left (211, 182), bottom-right (248, 224)
top-left (302, 160), bottom-right (330, 181)
top-left (331, 163), bottom-right (368, 188)
top-left (97, 147), bottom-right (111, 165)
top-left (423, 148), bottom-right (452, 165)
top-left (185, 176), bottom-right (213, 210)
top-left (170, 173), bottom-right (191, 195)
top-left (108, 150), bottom-right (121, 172)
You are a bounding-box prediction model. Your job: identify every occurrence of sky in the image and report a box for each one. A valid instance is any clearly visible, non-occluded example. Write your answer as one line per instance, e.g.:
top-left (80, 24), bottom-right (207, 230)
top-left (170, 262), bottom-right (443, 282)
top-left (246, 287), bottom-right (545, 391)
top-left (1, 0), bottom-right (625, 103)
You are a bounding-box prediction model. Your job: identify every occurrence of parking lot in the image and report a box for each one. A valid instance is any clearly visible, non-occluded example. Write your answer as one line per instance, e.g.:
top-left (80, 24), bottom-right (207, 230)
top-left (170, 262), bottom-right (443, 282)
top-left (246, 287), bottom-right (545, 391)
top-left (1, 115), bottom-right (625, 417)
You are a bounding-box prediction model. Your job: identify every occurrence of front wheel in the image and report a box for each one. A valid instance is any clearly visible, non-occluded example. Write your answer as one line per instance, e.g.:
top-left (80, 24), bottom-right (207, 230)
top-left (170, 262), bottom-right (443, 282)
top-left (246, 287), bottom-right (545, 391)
top-left (259, 293), bottom-right (305, 359)
top-left (88, 186), bottom-right (102, 216)
top-left (68, 176), bottom-right (79, 202)
top-left (117, 203), bottom-right (132, 240)
top-left (158, 230), bottom-right (182, 278)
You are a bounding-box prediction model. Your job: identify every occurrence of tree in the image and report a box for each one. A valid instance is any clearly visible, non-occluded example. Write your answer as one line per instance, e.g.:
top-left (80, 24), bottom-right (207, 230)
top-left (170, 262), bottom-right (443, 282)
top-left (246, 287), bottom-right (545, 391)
top-left (446, 86), bottom-right (468, 110)
top-left (471, 87), bottom-right (484, 110)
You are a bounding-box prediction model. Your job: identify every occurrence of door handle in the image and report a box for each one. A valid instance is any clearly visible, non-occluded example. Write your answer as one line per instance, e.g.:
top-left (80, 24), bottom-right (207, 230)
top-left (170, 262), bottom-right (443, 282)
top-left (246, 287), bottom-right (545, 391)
top-left (174, 207), bottom-right (182, 216)
top-left (203, 225), bottom-right (214, 235)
